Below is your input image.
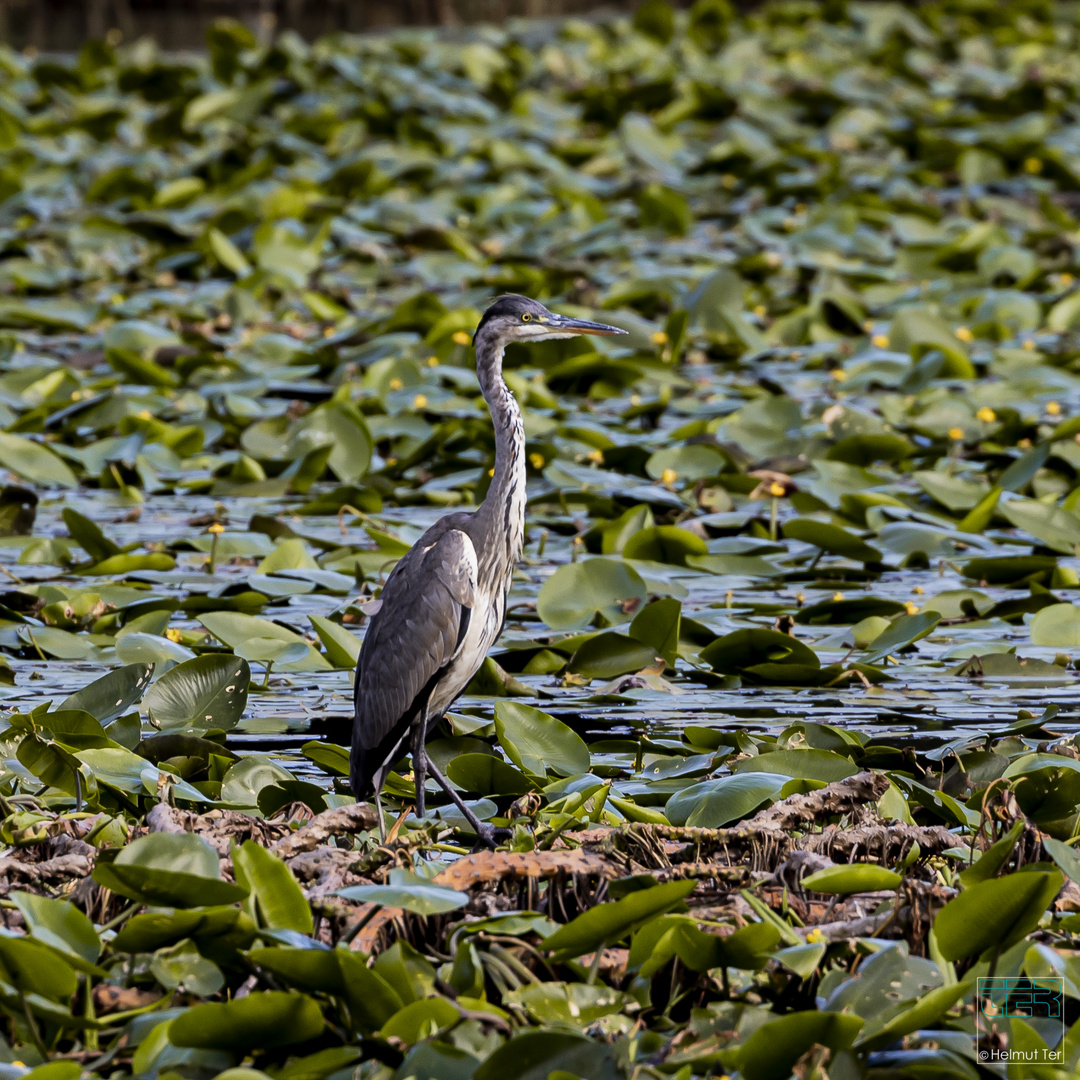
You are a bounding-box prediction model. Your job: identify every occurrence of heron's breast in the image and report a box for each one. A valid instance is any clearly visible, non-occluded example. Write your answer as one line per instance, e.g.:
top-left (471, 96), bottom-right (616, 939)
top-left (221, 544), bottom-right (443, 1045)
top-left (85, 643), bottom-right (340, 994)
top-left (426, 583), bottom-right (505, 716)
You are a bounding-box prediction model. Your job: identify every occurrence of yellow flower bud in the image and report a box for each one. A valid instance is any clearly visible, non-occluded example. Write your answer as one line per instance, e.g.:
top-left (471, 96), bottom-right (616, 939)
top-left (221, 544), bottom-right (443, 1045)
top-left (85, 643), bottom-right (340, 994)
top-left (955, 326), bottom-right (973, 342)
top-left (949, 427), bottom-right (964, 441)
top-left (833, 592), bottom-right (845, 602)
top-left (831, 368), bottom-right (848, 382)
top-left (1047, 401), bottom-right (1062, 415)
top-left (529, 452), bottom-right (545, 470)
top-left (976, 407), bottom-right (996, 423)
top-left (651, 331), bottom-right (668, 345)
top-left (388, 377), bottom-right (403, 391)
top-left (426, 355), bottom-right (439, 367)
top-left (452, 330), bottom-right (471, 346)
top-left (769, 481), bottom-right (786, 497)
top-left (871, 334), bottom-right (889, 348)
top-left (661, 468), bottom-right (678, 487)
top-left (207, 523), bottom-right (225, 534)
top-left (412, 394), bottom-right (428, 409)
top-left (1024, 157), bottom-right (1042, 173)
top-left (806, 928), bottom-right (826, 945)
top-left (905, 601), bottom-right (920, 615)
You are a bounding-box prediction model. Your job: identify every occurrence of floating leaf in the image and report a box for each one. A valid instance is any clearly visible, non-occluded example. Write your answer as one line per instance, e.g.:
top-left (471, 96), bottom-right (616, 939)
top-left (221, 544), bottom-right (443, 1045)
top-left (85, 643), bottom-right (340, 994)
top-left (336, 869), bottom-right (468, 916)
top-left (731, 748), bottom-right (859, 782)
top-left (59, 663), bottom-right (154, 723)
top-left (142, 655), bottom-right (250, 733)
top-left (782, 518), bottom-right (882, 562)
top-left (701, 629), bottom-right (819, 675)
top-left (1030, 603), bottom-right (1080, 646)
top-left (308, 615), bottom-right (360, 667)
top-left (802, 864), bottom-right (903, 894)
top-left (0, 433), bottom-right (77, 488)
top-left (11, 891), bottom-right (101, 972)
top-left (566, 632), bottom-right (656, 679)
top-left (933, 872), bottom-right (1063, 961)
top-left (198, 612), bottom-right (330, 671)
top-left (738, 1011), bottom-right (863, 1080)
top-left (622, 525), bottom-right (708, 565)
top-left (999, 499), bottom-right (1080, 554)
top-left (169, 991), bottom-right (325, 1050)
top-left (537, 558), bottom-right (648, 631)
top-left (543, 880), bottom-right (696, 961)
top-left (494, 701), bottom-right (590, 779)
top-left (93, 832), bottom-right (248, 908)
top-left (862, 612), bottom-right (940, 665)
top-left (666, 773), bottom-right (786, 828)
top-left (233, 841), bottom-right (313, 935)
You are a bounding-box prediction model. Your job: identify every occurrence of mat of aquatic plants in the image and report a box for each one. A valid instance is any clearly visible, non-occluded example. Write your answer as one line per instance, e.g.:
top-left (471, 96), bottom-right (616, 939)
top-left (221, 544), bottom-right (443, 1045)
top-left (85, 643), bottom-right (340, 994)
top-left (0, 0), bottom-right (1078, 1077)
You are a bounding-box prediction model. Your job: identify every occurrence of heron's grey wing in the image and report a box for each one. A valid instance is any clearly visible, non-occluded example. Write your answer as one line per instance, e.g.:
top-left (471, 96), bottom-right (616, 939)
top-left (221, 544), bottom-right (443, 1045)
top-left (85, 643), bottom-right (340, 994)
top-left (350, 528), bottom-right (477, 796)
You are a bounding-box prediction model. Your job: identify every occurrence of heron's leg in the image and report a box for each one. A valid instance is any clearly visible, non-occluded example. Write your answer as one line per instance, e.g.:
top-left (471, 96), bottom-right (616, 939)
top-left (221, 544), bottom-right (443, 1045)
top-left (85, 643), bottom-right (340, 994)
top-left (375, 791), bottom-right (387, 843)
top-left (424, 756), bottom-right (510, 850)
top-left (412, 730), bottom-right (427, 819)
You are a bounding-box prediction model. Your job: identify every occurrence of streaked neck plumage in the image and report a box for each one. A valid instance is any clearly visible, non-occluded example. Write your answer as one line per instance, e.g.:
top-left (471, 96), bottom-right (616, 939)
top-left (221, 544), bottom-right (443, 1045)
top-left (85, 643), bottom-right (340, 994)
top-left (473, 325), bottom-right (527, 583)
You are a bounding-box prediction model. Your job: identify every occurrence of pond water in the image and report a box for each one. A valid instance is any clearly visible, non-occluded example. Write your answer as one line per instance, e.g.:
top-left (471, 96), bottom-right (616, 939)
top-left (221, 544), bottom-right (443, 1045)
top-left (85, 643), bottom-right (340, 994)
top-left (5, 481), bottom-right (1075, 796)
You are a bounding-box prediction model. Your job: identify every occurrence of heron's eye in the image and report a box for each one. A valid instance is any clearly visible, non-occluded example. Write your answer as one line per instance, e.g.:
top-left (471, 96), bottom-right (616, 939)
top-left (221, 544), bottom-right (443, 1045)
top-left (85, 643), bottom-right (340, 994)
top-left (521, 313), bottom-right (532, 321)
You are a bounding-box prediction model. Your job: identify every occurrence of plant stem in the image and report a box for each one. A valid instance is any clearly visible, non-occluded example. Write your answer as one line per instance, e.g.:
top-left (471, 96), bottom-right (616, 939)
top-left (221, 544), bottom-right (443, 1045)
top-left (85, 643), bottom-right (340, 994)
top-left (341, 904), bottom-right (381, 947)
top-left (84, 977), bottom-right (98, 1052)
top-left (19, 989), bottom-right (47, 1060)
top-left (586, 944), bottom-right (604, 986)
top-left (98, 901), bottom-right (139, 933)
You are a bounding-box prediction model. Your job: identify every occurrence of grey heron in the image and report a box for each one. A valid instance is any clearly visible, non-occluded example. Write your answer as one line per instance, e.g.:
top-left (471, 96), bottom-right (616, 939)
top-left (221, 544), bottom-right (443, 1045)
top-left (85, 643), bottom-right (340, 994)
top-left (350, 294), bottom-right (627, 847)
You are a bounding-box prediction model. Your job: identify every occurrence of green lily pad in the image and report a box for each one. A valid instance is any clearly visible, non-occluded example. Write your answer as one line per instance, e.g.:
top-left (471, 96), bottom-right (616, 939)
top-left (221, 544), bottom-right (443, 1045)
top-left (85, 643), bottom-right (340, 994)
top-left (700, 629), bottom-right (819, 675)
top-left (142, 654), bottom-right (250, 733)
top-left (801, 864), bottom-right (903, 894)
top-left (92, 832), bottom-right (248, 908)
top-left (537, 558), bottom-right (648, 631)
top-left (168, 991), bottom-right (325, 1050)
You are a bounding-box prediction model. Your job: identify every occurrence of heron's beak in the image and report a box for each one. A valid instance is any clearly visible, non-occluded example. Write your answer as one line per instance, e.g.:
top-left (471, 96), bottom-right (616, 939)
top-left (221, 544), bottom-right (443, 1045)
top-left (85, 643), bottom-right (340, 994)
top-left (547, 314), bottom-right (628, 336)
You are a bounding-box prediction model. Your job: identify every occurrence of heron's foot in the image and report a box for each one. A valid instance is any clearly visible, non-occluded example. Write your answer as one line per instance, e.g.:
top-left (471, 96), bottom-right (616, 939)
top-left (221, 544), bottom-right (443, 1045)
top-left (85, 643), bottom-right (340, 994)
top-left (472, 823), bottom-right (513, 851)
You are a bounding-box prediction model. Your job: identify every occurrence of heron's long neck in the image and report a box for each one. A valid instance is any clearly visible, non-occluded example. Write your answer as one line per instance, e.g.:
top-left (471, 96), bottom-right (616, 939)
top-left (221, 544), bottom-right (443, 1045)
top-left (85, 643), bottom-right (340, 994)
top-left (475, 334), bottom-right (526, 579)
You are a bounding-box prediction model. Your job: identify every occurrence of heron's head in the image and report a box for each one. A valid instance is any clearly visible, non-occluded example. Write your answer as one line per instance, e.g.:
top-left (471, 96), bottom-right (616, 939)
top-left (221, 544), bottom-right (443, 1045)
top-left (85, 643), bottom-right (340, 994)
top-left (474, 294), bottom-right (627, 348)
